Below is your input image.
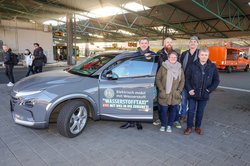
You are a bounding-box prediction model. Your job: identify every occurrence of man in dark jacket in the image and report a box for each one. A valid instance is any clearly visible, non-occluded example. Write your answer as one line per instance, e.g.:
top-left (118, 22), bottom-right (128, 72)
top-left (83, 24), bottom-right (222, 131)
top-left (33, 43), bottom-right (44, 73)
top-left (184, 47), bottom-right (220, 135)
top-left (179, 36), bottom-right (200, 123)
top-left (120, 37), bottom-right (156, 130)
top-left (2, 44), bottom-right (15, 86)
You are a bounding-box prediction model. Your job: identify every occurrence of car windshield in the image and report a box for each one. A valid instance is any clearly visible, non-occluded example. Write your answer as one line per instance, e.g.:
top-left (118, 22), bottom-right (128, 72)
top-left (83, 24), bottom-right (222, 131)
top-left (68, 55), bottom-right (114, 76)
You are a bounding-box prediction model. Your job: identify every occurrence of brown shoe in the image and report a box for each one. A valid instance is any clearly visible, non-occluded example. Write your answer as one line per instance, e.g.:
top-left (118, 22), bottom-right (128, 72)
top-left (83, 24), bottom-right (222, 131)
top-left (195, 128), bottom-right (202, 135)
top-left (184, 128), bottom-right (192, 135)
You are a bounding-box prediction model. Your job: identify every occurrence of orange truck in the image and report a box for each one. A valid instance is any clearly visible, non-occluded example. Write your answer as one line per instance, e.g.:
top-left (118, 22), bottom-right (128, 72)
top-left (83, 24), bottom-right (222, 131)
top-left (208, 46), bottom-right (249, 73)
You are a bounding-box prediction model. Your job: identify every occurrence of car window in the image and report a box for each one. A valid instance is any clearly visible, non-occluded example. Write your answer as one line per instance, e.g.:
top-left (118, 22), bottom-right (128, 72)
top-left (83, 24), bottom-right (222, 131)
top-left (111, 56), bottom-right (155, 78)
top-left (68, 55), bottom-right (114, 76)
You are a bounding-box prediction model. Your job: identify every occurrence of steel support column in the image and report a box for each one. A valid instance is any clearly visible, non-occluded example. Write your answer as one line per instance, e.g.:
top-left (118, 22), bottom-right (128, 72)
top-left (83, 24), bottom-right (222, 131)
top-left (66, 13), bottom-right (74, 65)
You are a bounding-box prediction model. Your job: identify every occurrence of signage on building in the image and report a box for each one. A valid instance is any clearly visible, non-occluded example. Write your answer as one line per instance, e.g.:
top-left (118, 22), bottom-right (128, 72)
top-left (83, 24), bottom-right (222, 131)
top-left (128, 42), bottom-right (137, 47)
top-left (54, 32), bottom-right (64, 36)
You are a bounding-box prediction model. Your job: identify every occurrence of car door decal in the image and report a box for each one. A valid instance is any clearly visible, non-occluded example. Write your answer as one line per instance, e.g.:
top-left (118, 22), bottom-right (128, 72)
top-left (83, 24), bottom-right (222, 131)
top-left (102, 88), bottom-right (150, 112)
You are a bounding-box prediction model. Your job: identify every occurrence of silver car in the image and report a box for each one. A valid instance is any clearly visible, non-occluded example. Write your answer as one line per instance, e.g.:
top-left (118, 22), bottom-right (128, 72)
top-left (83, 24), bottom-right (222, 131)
top-left (10, 51), bottom-right (158, 137)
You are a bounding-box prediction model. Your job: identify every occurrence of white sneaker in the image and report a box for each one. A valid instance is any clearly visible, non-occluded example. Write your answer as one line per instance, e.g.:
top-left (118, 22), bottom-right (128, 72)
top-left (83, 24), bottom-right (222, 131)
top-left (7, 82), bottom-right (14, 87)
top-left (159, 126), bottom-right (165, 132)
top-left (153, 119), bottom-right (161, 126)
top-left (174, 121), bottom-right (182, 129)
top-left (166, 126), bottom-right (172, 133)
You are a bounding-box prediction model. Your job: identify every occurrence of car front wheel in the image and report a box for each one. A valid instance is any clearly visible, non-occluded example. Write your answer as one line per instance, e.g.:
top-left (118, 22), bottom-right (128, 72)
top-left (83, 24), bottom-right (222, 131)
top-left (57, 100), bottom-right (88, 138)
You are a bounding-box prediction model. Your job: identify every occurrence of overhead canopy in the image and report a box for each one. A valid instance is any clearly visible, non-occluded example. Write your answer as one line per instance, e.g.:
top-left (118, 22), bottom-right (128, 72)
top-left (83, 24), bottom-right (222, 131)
top-left (0, 0), bottom-right (250, 43)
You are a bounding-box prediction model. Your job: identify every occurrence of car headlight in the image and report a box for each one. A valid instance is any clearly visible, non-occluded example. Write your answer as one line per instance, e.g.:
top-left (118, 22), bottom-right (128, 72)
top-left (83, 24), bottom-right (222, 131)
top-left (20, 99), bottom-right (36, 108)
top-left (16, 90), bottom-right (43, 97)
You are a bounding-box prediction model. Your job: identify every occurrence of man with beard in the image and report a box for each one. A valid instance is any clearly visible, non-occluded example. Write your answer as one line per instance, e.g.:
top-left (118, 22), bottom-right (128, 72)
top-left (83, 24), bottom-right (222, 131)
top-left (179, 36), bottom-right (200, 123)
top-left (153, 37), bottom-right (182, 129)
top-left (157, 37), bottom-right (180, 68)
top-left (120, 37), bottom-right (156, 130)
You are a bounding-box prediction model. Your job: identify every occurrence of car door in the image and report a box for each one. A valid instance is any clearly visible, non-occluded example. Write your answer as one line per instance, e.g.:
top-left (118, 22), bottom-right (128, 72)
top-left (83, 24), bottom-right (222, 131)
top-left (98, 55), bottom-right (158, 121)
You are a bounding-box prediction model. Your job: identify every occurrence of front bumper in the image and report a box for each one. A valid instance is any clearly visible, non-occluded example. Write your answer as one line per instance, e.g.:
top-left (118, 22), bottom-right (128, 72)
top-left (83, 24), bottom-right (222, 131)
top-left (10, 98), bottom-right (49, 129)
top-left (12, 113), bottom-right (47, 128)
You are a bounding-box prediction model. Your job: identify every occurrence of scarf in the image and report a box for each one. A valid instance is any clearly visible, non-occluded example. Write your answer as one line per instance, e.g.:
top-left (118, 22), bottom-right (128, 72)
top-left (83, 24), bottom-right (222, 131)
top-left (163, 60), bottom-right (182, 94)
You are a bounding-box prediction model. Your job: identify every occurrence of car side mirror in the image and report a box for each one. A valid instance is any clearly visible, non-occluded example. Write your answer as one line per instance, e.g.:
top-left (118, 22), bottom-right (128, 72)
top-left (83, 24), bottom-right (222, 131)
top-left (106, 72), bottom-right (118, 80)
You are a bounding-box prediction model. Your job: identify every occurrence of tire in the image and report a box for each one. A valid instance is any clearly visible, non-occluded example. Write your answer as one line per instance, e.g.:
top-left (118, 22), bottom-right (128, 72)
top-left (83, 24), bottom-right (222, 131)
top-left (226, 66), bottom-right (232, 73)
top-left (57, 100), bottom-right (88, 138)
top-left (244, 65), bottom-right (249, 72)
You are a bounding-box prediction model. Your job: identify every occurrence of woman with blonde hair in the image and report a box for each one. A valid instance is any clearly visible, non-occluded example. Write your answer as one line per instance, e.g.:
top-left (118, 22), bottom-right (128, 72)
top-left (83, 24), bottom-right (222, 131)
top-left (156, 52), bottom-right (185, 132)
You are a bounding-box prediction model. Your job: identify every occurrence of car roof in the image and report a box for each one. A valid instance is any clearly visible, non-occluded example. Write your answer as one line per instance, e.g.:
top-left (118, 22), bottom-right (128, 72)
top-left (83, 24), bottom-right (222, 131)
top-left (98, 50), bottom-right (158, 60)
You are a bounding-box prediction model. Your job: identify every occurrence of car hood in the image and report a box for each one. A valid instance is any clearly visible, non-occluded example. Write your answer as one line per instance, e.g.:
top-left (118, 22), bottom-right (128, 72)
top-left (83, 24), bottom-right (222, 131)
top-left (13, 70), bottom-right (83, 92)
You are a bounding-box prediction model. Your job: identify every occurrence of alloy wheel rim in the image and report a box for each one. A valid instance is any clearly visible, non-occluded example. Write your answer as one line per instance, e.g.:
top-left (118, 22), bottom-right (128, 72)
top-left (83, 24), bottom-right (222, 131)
top-left (69, 106), bottom-right (87, 134)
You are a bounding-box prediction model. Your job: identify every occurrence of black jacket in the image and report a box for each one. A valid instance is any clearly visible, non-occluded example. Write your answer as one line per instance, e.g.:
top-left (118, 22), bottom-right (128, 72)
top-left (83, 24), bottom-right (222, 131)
top-left (136, 47), bottom-right (155, 56)
top-left (185, 59), bottom-right (220, 100)
top-left (33, 47), bottom-right (44, 67)
top-left (157, 48), bottom-right (180, 67)
top-left (3, 49), bottom-right (13, 65)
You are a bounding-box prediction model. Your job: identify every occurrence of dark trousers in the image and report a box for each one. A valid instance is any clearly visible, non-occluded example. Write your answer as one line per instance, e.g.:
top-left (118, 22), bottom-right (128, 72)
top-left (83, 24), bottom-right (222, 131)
top-left (159, 104), bottom-right (178, 127)
top-left (5, 64), bottom-right (15, 83)
top-left (26, 65), bottom-right (34, 77)
top-left (34, 66), bottom-right (43, 73)
top-left (180, 89), bottom-right (189, 118)
top-left (174, 105), bottom-right (180, 122)
top-left (187, 98), bottom-right (207, 128)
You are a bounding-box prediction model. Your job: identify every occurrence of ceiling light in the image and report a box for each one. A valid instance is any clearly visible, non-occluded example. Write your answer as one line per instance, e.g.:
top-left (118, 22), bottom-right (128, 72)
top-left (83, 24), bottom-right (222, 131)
top-left (151, 26), bottom-right (178, 34)
top-left (123, 2), bottom-right (150, 12)
top-left (43, 20), bottom-right (64, 26)
top-left (111, 29), bottom-right (135, 36)
top-left (90, 6), bottom-right (124, 17)
top-left (167, 28), bottom-right (178, 33)
top-left (152, 26), bottom-right (164, 31)
top-left (89, 33), bottom-right (104, 38)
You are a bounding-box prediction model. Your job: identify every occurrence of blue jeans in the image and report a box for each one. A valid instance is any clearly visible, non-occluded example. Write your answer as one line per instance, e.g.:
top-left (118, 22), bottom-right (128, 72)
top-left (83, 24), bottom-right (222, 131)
top-left (180, 89), bottom-right (188, 118)
top-left (187, 98), bottom-right (207, 128)
top-left (174, 104), bottom-right (180, 122)
top-left (26, 65), bottom-right (34, 77)
top-left (159, 104), bottom-right (178, 127)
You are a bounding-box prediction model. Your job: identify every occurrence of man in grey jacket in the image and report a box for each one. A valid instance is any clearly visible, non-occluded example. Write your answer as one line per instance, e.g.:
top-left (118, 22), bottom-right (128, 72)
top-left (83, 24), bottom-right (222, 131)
top-left (179, 36), bottom-right (200, 123)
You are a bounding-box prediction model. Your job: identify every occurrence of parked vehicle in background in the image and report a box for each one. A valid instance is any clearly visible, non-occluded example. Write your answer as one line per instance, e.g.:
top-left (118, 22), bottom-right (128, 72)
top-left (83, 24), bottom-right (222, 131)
top-left (208, 46), bottom-right (249, 73)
